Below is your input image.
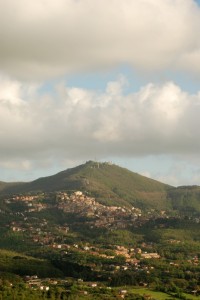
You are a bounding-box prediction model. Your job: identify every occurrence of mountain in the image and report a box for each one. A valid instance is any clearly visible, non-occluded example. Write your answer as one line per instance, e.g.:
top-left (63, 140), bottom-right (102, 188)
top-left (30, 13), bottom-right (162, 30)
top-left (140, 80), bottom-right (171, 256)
top-left (168, 185), bottom-right (200, 214)
top-left (0, 160), bottom-right (200, 212)
top-left (0, 161), bottom-right (172, 210)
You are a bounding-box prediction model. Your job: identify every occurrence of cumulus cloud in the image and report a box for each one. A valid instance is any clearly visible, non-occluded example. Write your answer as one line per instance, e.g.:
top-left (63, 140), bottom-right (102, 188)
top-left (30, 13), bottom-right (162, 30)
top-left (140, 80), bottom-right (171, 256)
top-left (0, 0), bottom-right (200, 79)
top-left (0, 74), bottom-right (200, 169)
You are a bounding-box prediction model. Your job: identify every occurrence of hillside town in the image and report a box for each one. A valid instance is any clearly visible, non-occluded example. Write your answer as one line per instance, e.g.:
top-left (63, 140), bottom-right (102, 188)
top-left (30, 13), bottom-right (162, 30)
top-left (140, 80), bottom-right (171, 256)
top-left (3, 190), bottom-right (170, 229)
top-left (0, 190), bottom-right (199, 299)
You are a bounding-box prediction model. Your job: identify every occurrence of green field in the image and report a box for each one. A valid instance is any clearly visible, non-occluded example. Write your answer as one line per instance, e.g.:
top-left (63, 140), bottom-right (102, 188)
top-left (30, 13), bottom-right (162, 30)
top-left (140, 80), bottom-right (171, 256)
top-left (130, 287), bottom-right (199, 300)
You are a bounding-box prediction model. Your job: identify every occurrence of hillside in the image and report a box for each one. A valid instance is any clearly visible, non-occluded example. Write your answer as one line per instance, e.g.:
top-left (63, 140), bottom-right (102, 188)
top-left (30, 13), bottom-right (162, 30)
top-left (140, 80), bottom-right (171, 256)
top-left (0, 161), bottom-right (200, 212)
top-left (0, 181), bottom-right (22, 192)
top-left (0, 161), bottom-right (171, 210)
top-left (168, 185), bottom-right (200, 214)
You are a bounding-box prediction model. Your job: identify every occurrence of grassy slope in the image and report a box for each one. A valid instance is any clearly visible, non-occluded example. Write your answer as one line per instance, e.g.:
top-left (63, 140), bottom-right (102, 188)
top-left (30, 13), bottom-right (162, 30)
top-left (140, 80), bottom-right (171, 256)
top-left (131, 287), bottom-right (197, 300)
top-left (0, 249), bottom-right (63, 278)
top-left (75, 162), bottom-right (171, 209)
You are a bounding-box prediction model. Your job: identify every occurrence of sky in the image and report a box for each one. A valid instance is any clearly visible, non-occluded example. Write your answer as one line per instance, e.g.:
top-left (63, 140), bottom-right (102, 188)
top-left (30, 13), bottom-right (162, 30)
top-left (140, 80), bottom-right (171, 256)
top-left (1, 0), bottom-right (200, 186)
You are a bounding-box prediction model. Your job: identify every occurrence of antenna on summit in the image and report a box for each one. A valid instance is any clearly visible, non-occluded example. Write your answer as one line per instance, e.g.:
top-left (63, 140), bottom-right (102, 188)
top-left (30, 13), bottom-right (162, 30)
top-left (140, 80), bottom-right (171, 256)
top-left (94, 157), bottom-right (99, 168)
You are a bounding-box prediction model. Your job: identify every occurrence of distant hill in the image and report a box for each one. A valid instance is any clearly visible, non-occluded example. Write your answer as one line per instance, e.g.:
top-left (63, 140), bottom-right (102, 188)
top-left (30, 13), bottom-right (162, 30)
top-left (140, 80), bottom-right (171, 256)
top-left (0, 181), bottom-right (24, 192)
top-left (168, 185), bottom-right (200, 214)
top-left (0, 161), bottom-right (200, 212)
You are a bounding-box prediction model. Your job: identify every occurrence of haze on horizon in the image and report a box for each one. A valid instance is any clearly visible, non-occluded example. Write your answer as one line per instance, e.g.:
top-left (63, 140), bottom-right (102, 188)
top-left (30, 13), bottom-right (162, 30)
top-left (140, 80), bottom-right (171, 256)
top-left (1, 0), bottom-right (200, 186)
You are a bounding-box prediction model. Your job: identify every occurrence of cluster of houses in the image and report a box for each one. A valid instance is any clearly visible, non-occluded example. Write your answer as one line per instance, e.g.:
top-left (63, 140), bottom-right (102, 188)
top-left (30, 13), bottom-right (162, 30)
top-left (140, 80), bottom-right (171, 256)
top-left (3, 191), bottom-right (173, 232)
top-left (5, 194), bottom-right (47, 212)
top-left (4, 191), bottom-right (145, 230)
top-left (55, 191), bottom-right (145, 229)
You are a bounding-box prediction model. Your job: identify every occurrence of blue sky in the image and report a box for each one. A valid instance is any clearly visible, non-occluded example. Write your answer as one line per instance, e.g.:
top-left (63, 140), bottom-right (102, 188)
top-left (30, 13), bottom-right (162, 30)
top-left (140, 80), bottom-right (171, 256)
top-left (1, 0), bottom-right (200, 186)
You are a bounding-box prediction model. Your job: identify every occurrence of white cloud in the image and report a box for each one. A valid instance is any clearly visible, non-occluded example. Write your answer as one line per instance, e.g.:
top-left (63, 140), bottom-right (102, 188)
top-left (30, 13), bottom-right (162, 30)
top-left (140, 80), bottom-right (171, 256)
top-left (0, 0), bottom-right (200, 79)
top-left (0, 74), bottom-right (200, 165)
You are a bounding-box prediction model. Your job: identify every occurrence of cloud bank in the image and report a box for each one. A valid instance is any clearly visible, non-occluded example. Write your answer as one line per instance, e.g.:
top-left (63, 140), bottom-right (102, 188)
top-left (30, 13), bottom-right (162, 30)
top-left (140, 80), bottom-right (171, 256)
top-left (0, 0), bottom-right (200, 79)
top-left (0, 75), bottom-right (200, 168)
